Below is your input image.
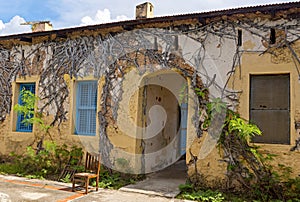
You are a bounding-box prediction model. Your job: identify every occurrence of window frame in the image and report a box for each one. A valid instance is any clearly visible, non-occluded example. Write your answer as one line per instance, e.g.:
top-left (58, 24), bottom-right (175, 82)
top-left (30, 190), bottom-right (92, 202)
top-left (9, 81), bottom-right (38, 133)
top-left (249, 74), bottom-right (290, 144)
top-left (74, 80), bottom-right (98, 136)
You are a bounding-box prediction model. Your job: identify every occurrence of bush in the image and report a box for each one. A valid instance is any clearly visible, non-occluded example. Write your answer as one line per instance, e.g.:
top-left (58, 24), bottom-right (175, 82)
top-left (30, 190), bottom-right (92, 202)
top-left (97, 166), bottom-right (144, 189)
top-left (0, 142), bottom-right (83, 180)
top-left (178, 183), bottom-right (225, 202)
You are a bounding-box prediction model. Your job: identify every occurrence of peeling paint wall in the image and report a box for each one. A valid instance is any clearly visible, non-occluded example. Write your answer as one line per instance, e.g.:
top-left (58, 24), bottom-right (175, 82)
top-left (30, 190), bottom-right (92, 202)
top-left (0, 6), bottom-right (299, 181)
top-left (227, 39), bottom-right (300, 177)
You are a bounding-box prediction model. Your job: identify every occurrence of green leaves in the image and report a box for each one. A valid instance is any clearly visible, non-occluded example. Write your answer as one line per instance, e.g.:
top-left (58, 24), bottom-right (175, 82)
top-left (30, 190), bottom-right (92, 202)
top-left (13, 89), bottom-right (51, 133)
top-left (98, 169), bottom-right (137, 189)
top-left (207, 98), bottom-right (227, 115)
top-left (179, 84), bottom-right (189, 103)
top-left (203, 97), bottom-right (262, 143)
top-left (0, 142), bottom-right (83, 179)
top-left (191, 87), bottom-right (299, 201)
top-left (44, 141), bottom-right (56, 153)
top-left (228, 115), bottom-right (262, 142)
top-left (202, 98), bottom-right (227, 130)
top-left (195, 87), bottom-right (207, 100)
top-left (180, 188), bottom-right (225, 202)
top-left (13, 89), bottom-right (37, 127)
top-left (179, 183), bottom-right (194, 192)
top-left (60, 173), bottom-right (72, 183)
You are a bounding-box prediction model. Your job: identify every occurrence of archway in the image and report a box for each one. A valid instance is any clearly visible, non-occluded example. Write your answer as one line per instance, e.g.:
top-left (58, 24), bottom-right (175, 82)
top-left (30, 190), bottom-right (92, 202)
top-left (136, 70), bottom-right (188, 171)
top-left (121, 70), bottom-right (188, 197)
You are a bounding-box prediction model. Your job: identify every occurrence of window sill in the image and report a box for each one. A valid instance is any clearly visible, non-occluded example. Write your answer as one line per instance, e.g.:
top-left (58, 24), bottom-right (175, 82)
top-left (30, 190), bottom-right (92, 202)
top-left (9, 131), bottom-right (34, 141)
top-left (74, 133), bottom-right (96, 136)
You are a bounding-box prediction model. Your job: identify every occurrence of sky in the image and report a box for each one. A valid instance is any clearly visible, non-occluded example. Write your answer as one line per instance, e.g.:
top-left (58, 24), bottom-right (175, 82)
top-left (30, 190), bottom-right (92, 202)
top-left (0, 0), bottom-right (298, 36)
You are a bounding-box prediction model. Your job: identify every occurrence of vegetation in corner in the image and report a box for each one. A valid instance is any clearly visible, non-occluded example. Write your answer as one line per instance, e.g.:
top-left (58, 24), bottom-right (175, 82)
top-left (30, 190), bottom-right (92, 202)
top-left (95, 166), bottom-right (144, 189)
top-left (0, 89), bottom-right (83, 179)
top-left (0, 146), bottom-right (145, 188)
top-left (183, 90), bottom-right (300, 201)
top-left (1, 90), bottom-right (143, 188)
top-left (178, 183), bottom-right (225, 202)
top-left (0, 142), bottom-right (83, 180)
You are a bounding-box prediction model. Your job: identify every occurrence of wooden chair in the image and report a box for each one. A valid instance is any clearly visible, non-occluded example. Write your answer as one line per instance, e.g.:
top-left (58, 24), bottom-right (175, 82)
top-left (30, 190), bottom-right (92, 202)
top-left (58, 154), bottom-right (83, 182)
top-left (72, 152), bottom-right (101, 194)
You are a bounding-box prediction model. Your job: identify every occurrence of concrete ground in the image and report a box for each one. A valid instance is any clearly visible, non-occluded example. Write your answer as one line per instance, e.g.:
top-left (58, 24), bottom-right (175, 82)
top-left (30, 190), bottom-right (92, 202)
top-left (0, 163), bottom-right (191, 202)
top-left (120, 160), bottom-right (187, 198)
top-left (72, 189), bottom-right (189, 202)
top-left (0, 175), bottom-right (81, 202)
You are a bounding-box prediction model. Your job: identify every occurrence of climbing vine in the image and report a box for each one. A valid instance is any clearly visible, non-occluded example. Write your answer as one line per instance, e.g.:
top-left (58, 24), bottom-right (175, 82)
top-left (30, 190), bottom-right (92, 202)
top-left (0, 8), bottom-right (299, 195)
top-left (188, 96), bottom-right (300, 200)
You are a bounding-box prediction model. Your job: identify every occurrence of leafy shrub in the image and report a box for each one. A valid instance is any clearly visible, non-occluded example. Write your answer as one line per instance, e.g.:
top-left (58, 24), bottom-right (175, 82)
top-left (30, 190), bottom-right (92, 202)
top-left (189, 95), bottom-right (300, 201)
top-left (0, 163), bottom-right (24, 176)
top-left (97, 167), bottom-right (144, 189)
top-left (0, 142), bottom-right (83, 180)
top-left (179, 183), bottom-right (225, 202)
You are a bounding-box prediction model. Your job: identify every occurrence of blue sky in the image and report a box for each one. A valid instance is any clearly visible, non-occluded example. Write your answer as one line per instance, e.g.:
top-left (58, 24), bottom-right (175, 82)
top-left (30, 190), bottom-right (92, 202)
top-left (0, 0), bottom-right (298, 35)
top-left (0, 1), bottom-right (57, 22)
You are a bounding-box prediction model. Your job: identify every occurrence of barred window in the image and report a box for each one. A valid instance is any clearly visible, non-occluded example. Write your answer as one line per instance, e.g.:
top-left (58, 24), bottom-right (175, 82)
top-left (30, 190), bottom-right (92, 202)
top-left (16, 83), bottom-right (35, 132)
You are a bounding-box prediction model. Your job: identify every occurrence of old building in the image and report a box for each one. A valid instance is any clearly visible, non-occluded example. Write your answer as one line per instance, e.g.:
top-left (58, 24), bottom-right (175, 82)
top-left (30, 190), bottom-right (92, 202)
top-left (0, 2), bottom-right (299, 184)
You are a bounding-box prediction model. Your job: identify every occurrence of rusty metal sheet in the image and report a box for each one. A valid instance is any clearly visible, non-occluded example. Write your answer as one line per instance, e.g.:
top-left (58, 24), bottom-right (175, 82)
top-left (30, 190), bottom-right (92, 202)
top-left (250, 74), bottom-right (290, 144)
top-left (250, 74), bottom-right (289, 110)
top-left (251, 110), bottom-right (290, 144)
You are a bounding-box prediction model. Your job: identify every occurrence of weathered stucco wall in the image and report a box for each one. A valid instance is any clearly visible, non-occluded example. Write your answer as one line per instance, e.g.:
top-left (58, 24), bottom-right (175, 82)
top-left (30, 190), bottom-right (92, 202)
top-left (0, 5), bottom-right (299, 182)
top-left (186, 15), bottom-right (300, 181)
top-left (227, 39), bottom-right (300, 177)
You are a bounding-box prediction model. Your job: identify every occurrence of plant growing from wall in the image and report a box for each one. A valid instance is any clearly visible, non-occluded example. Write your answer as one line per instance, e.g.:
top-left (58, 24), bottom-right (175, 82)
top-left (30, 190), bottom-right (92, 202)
top-left (10, 90), bottom-right (84, 178)
top-left (0, 9), bottom-right (299, 199)
top-left (13, 89), bottom-right (52, 151)
top-left (187, 94), bottom-right (300, 201)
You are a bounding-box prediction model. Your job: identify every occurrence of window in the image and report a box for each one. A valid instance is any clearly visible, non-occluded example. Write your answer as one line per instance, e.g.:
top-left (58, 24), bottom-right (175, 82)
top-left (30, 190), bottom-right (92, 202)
top-left (270, 28), bottom-right (276, 44)
top-left (75, 81), bottom-right (97, 136)
top-left (250, 74), bottom-right (290, 144)
top-left (16, 83), bottom-right (36, 132)
top-left (237, 29), bottom-right (242, 46)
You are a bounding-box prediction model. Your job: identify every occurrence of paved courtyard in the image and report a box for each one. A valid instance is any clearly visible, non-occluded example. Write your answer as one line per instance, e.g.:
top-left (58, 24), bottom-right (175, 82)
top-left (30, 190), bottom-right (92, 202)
top-left (0, 175), bottom-right (190, 202)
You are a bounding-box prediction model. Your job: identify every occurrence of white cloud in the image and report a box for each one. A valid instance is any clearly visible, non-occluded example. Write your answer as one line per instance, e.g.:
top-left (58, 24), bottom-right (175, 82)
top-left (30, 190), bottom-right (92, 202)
top-left (1, 0), bottom-right (298, 34)
top-left (80, 8), bottom-right (129, 26)
top-left (116, 15), bottom-right (129, 21)
top-left (48, 0), bottom-right (131, 28)
top-left (0, 8), bottom-right (129, 36)
top-left (0, 20), bottom-right (5, 30)
top-left (50, 0), bottom-right (297, 28)
top-left (0, 16), bottom-right (31, 36)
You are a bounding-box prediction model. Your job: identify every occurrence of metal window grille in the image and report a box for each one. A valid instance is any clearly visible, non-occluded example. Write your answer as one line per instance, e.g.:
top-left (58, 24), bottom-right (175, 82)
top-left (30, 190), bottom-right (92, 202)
top-left (16, 83), bottom-right (35, 132)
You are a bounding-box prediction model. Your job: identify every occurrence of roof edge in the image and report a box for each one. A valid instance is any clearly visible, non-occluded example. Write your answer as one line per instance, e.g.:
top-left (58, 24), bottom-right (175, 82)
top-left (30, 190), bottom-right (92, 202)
top-left (0, 1), bottom-right (300, 41)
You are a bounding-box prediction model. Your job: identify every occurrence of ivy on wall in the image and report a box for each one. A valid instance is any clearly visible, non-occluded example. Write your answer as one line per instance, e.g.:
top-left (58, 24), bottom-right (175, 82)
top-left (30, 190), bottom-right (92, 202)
top-left (0, 11), bottom-right (299, 182)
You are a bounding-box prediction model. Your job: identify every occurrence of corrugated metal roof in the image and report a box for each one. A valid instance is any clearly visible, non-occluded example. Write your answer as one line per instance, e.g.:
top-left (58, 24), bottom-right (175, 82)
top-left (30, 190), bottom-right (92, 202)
top-left (0, 1), bottom-right (299, 40)
top-left (157, 1), bottom-right (300, 18)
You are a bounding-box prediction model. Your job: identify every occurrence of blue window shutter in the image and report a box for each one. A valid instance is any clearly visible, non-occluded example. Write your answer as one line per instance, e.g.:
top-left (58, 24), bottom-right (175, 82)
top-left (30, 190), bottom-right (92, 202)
top-left (75, 81), bottom-right (97, 136)
top-left (16, 83), bottom-right (36, 132)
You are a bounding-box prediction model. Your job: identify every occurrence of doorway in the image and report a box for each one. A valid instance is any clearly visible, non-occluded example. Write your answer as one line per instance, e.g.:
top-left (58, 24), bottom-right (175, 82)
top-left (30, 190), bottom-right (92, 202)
top-left (136, 71), bottom-right (188, 172)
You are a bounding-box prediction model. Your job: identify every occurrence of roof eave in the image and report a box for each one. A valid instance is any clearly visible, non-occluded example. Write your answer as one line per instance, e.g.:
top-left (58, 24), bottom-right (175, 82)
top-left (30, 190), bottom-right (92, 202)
top-left (0, 1), bottom-right (299, 41)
